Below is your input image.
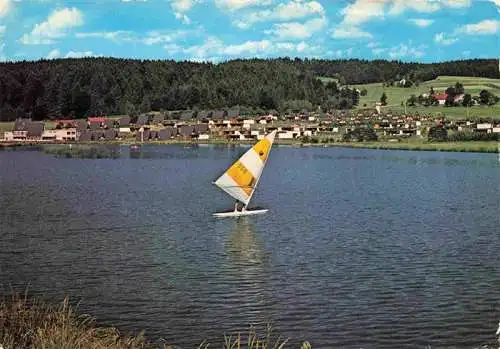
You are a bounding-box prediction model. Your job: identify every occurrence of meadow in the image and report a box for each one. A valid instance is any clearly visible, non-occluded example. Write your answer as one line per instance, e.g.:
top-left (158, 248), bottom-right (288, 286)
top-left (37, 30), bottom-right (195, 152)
top-left (351, 76), bottom-right (500, 120)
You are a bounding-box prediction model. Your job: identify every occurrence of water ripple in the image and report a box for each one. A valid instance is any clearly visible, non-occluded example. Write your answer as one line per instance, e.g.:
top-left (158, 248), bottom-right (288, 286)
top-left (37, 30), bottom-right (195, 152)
top-left (0, 147), bottom-right (498, 349)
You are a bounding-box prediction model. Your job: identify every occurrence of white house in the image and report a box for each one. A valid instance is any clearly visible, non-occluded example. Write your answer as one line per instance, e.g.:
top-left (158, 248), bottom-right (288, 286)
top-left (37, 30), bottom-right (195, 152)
top-left (278, 131), bottom-right (295, 139)
top-left (477, 123), bottom-right (492, 130)
top-left (242, 119), bottom-right (255, 129)
top-left (3, 131), bottom-right (27, 141)
top-left (41, 128), bottom-right (77, 141)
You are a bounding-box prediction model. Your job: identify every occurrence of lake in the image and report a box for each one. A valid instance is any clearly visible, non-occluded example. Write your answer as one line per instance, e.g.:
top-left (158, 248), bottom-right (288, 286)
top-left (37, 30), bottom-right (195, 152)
top-left (0, 145), bottom-right (499, 348)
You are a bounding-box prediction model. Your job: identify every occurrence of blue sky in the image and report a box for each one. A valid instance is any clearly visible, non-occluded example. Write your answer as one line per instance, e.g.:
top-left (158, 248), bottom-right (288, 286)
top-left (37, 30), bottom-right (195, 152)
top-left (0, 0), bottom-right (498, 62)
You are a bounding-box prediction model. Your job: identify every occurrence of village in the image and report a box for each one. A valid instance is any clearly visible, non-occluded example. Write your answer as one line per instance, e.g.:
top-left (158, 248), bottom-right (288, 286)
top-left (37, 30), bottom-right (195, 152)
top-left (1, 106), bottom-right (499, 144)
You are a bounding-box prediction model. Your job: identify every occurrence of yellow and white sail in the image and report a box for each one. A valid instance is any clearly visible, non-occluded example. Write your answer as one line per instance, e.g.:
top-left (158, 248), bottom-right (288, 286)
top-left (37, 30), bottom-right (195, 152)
top-left (214, 130), bottom-right (277, 206)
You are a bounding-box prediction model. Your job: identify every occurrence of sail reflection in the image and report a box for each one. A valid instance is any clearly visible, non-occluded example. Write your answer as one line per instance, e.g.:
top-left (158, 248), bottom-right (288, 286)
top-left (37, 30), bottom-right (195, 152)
top-left (223, 218), bottom-right (271, 328)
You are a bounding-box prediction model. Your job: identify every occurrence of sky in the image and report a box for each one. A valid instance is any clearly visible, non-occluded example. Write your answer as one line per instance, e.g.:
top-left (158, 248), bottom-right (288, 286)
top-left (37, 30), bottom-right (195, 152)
top-left (0, 0), bottom-right (498, 62)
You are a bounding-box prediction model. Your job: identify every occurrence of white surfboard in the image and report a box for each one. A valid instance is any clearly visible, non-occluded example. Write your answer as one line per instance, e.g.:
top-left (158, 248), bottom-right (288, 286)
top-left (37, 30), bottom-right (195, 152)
top-left (213, 130), bottom-right (277, 218)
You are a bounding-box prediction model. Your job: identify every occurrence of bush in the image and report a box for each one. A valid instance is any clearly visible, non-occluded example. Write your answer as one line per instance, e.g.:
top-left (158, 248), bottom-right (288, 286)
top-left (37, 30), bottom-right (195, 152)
top-left (447, 131), bottom-right (499, 142)
top-left (427, 125), bottom-right (448, 142)
top-left (343, 127), bottom-right (378, 142)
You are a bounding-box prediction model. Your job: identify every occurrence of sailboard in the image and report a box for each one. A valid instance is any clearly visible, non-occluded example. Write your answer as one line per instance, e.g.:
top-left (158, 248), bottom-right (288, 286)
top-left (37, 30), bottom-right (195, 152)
top-left (213, 130), bottom-right (277, 217)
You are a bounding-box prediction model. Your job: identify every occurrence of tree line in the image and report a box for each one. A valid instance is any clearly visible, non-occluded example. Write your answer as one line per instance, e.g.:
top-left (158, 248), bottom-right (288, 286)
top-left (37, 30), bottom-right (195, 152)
top-left (0, 57), bottom-right (497, 121)
top-left (306, 58), bottom-right (498, 84)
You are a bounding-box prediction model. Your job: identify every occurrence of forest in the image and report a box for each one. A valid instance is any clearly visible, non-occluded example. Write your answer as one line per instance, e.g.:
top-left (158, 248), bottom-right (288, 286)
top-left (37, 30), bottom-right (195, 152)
top-left (0, 57), bottom-right (497, 121)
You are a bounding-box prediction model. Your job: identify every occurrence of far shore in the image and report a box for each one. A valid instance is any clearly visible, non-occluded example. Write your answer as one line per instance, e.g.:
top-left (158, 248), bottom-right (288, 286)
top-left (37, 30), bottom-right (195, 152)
top-left (0, 139), bottom-right (498, 153)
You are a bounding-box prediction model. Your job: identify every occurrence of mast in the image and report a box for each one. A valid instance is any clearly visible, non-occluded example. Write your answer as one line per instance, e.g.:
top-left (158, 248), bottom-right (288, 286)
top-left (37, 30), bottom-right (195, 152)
top-left (244, 132), bottom-right (275, 208)
top-left (214, 130), bottom-right (277, 207)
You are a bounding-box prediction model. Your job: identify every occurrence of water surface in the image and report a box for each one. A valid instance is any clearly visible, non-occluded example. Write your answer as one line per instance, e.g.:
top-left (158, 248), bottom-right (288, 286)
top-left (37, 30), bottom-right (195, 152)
top-left (0, 145), bottom-right (499, 348)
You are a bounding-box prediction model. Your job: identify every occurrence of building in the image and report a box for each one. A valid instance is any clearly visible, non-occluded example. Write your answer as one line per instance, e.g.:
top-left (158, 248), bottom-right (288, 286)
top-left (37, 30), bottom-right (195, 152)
top-left (41, 128), bottom-right (77, 141)
top-left (435, 93), bottom-right (448, 105)
top-left (157, 127), bottom-right (177, 140)
top-left (177, 125), bottom-right (194, 138)
top-left (3, 131), bottom-right (28, 141)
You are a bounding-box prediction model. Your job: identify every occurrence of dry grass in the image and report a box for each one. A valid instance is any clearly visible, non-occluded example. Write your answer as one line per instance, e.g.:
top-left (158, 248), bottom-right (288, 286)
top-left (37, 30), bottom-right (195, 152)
top-left (0, 293), bottom-right (312, 349)
top-left (0, 292), bottom-right (155, 349)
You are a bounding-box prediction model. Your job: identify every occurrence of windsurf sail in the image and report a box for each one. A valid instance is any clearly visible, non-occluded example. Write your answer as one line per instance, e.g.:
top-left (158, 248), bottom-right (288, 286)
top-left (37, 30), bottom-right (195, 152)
top-left (214, 130), bottom-right (277, 206)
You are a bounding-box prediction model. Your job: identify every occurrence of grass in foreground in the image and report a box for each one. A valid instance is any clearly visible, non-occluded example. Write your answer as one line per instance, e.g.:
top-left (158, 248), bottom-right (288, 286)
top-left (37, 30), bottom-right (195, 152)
top-left (0, 293), bottom-right (311, 349)
top-left (0, 292), bottom-right (152, 349)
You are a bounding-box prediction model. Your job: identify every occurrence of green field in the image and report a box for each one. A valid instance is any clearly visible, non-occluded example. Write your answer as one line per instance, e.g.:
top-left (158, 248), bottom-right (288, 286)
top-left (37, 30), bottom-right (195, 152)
top-left (0, 122), bottom-right (14, 132)
top-left (348, 76), bottom-right (500, 120)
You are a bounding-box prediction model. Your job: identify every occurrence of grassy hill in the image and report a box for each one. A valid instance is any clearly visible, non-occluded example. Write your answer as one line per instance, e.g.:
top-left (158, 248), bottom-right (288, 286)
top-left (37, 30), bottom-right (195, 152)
top-left (350, 76), bottom-right (500, 120)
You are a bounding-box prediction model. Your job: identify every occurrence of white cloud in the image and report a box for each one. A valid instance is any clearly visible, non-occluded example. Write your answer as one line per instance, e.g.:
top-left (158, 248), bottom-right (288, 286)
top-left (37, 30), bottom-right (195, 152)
top-left (333, 0), bottom-right (472, 41)
top-left (215, 0), bottom-right (272, 11)
top-left (327, 48), bottom-right (354, 58)
top-left (389, 0), bottom-right (440, 15)
top-left (388, 43), bottom-right (425, 59)
top-left (176, 36), bottom-right (321, 60)
top-left (331, 0), bottom-right (386, 41)
top-left (462, 50), bottom-right (470, 57)
top-left (372, 48), bottom-right (386, 56)
top-left (434, 32), bottom-right (458, 45)
top-left (182, 36), bottom-right (222, 58)
top-left (76, 29), bottom-right (199, 47)
top-left (0, 43), bottom-right (5, 61)
top-left (389, 0), bottom-right (470, 14)
top-left (0, 0), bottom-right (12, 17)
top-left (265, 16), bottom-right (327, 40)
top-left (143, 33), bottom-right (174, 45)
top-left (434, 19), bottom-right (499, 47)
top-left (332, 26), bottom-right (372, 39)
top-left (366, 42), bottom-right (379, 48)
top-left (442, 0), bottom-right (471, 8)
top-left (234, 0), bottom-right (325, 28)
top-left (223, 39), bottom-right (272, 55)
top-left (144, 28), bottom-right (200, 45)
top-left (46, 48), bottom-right (60, 59)
top-left (490, 0), bottom-right (500, 11)
top-left (169, 0), bottom-right (201, 24)
top-left (76, 31), bottom-right (135, 42)
top-left (175, 12), bottom-right (192, 24)
top-left (0, 25), bottom-right (6, 35)
top-left (164, 43), bottom-right (182, 54)
top-left (491, 0), bottom-right (500, 5)
top-left (459, 19), bottom-right (500, 35)
top-left (409, 18), bottom-right (433, 27)
top-left (341, 0), bottom-right (387, 26)
top-left (171, 0), bottom-right (198, 12)
top-left (20, 7), bottom-right (83, 45)
top-left (65, 50), bottom-right (101, 58)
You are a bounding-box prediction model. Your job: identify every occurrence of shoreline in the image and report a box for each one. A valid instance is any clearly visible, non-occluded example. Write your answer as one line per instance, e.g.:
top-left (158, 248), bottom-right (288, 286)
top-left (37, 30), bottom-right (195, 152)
top-left (0, 293), bottom-right (299, 349)
top-left (1, 293), bottom-right (499, 349)
top-left (1, 139), bottom-right (498, 153)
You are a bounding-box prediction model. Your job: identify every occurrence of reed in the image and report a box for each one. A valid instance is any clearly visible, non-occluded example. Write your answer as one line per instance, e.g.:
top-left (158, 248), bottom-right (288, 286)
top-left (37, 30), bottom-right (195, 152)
top-left (42, 145), bottom-right (121, 159)
top-left (0, 292), bottom-right (153, 349)
top-left (0, 293), bottom-right (312, 349)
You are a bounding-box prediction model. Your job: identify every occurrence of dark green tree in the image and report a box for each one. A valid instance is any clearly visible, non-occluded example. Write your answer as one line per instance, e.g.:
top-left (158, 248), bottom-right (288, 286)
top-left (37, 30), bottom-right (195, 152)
top-left (428, 125), bottom-right (448, 142)
top-left (462, 93), bottom-right (472, 107)
top-left (380, 92), bottom-right (387, 106)
top-left (407, 94), bottom-right (418, 106)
